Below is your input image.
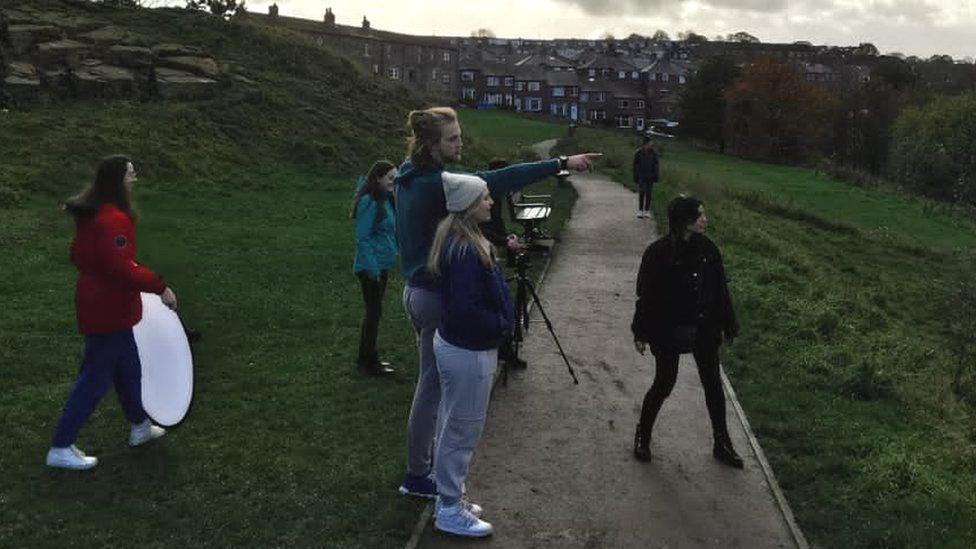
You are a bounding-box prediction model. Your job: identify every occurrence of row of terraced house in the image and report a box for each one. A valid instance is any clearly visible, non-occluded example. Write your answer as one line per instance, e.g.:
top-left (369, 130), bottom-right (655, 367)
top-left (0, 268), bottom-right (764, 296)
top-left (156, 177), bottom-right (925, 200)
top-left (251, 6), bottom-right (880, 132)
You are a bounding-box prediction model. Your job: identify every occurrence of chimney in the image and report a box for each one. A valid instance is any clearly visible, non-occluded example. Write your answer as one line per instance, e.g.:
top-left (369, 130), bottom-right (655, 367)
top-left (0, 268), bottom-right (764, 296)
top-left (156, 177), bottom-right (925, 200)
top-left (324, 7), bottom-right (336, 27)
top-left (362, 16), bottom-right (371, 30)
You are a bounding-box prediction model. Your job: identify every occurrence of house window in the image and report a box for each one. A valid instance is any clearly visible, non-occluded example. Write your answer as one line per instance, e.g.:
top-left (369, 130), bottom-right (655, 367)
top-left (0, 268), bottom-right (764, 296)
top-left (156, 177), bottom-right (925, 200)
top-left (504, 76), bottom-right (514, 86)
top-left (655, 73), bottom-right (663, 82)
top-left (432, 68), bottom-right (438, 81)
top-left (363, 43), bottom-right (370, 57)
top-left (486, 76), bottom-right (500, 87)
top-left (569, 87), bottom-right (578, 97)
top-left (615, 115), bottom-right (632, 128)
top-left (602, 68), bottom-right (611, 76)
top-left (442, 51), bottom-right (451, 62)
top-left (550, 103), bottom-right (559, 115)
top-left (594, 92), bottom-right (606, 102)
top-left (372, 64), bottom-right (379, 74)
top-left (580, 92), bottom-right (589, 101)
top-left (462, 88), bottom-right (476, 100)
top-left (663, 73), bottom-right (670, 82)
top-left (617, 70), bottom-right (626, 79)
top-left (588, 69), bottom-right (596, 77)
top-left (589, 109), bottom-right (606, 120)
top-left (631, 71), bottom-right (639, 79)
top-left (527, 81), bottom-right (541, 91)
top-left (441, 73), bottom-right (450, 84)
top-left (388, 67), bottom-right (400, 79)
top-left (515, 81), bottom-right (525, 91)
top-left (486, 93), bottom-right (503, 105)
top-left (461, 71), bottom-right (474, 82)
top-left (552, 87), bottom-right (565, 97)
top-left (617, 99), bottom-right (629, 108)
top-left (527, 98), bottom-right (542, 111)
top-left (678, 75), bottom-right (686, 84)
top-left (636, 100), bottom-right (645, 109)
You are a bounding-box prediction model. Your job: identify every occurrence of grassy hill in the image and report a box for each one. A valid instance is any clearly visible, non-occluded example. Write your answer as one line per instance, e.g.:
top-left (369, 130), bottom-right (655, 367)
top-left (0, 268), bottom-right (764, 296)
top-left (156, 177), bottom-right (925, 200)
top-left (556, 127), bottom-right (976, 548)
top-left (0, 2), bottom-right (570, 548)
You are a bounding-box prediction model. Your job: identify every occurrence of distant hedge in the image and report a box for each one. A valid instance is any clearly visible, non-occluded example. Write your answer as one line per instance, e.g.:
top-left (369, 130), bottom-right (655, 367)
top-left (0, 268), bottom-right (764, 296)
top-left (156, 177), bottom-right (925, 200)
top-left (889, 94), bottom-right (976, 203)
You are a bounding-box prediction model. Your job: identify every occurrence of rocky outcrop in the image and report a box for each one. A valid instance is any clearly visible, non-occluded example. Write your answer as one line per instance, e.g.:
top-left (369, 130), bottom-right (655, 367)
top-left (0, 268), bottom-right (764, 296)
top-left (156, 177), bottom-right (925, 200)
top-left (0, 4), bottom-right (231, 107)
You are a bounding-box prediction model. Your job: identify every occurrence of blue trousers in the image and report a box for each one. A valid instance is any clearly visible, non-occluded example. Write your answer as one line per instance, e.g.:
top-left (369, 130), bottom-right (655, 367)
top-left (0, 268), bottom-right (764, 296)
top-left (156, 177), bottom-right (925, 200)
top-left (51, 330), bottom-right (148, 448)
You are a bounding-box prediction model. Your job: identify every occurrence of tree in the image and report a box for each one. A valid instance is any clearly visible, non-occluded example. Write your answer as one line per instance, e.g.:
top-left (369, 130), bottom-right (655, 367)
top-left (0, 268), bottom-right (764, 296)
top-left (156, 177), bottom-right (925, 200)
top-left (855, 42), bottom-right (879, 56)
top-left (679, 56), bottom-right (740, 151)
top-left (471, 28), bottom-right (495, 38)
top-left (727, 31), bottom-right (759, 43)
top-left (678, 30), bottom-right (708, 43)
top-left (723, 58), bottom-right (838, 162)
top-left (651, 29), bottom-right (670, 41)
top-left (185, 0), bottom-right (246, 19)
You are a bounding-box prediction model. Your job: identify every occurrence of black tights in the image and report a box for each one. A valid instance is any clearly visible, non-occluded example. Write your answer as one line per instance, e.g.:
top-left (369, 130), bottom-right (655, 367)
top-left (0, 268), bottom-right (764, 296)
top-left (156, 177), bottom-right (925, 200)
top-left (638, 345), bottom-right (729, 440)
top-left (638, 191), bottom-right (652, 211)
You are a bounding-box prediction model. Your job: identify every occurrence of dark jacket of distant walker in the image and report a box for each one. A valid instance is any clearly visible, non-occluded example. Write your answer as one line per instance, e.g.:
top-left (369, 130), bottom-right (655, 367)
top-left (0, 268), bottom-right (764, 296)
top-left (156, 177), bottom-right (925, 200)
top-left (631, 234), bottom-right (738, 355)
top-left (632, 147), bottom-right (659, 185)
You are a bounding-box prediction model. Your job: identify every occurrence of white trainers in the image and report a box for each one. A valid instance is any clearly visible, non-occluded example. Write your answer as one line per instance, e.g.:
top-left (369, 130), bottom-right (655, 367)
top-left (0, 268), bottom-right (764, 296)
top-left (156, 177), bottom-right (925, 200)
top-left (129, 419), bottom-right (166, 447)
top-left (46, 445), bottom-right (98, 470)
top-left (435, 500), bottom-right (492, 537)
top-left (461, 499), bottom-right (484, 518)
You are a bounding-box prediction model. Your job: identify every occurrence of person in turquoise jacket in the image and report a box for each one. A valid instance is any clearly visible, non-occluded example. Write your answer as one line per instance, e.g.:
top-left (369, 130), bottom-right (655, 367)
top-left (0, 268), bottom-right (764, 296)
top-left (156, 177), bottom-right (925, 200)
top-left (395, 106), bottom-right (601, 500)
top-left (352, 160), bottom-right (398, 376)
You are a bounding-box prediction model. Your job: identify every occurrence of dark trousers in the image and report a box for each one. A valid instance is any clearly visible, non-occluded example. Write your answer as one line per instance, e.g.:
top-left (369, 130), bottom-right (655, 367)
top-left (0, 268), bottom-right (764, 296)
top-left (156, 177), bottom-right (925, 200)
top-left (637, 180), bottom-right (654, 211)
top-left (357, 270), bottom-right (388, 367)
top-left (638, 341), bottom-right (729, 440)
top-left (51, 330), bottom-right (148, 447)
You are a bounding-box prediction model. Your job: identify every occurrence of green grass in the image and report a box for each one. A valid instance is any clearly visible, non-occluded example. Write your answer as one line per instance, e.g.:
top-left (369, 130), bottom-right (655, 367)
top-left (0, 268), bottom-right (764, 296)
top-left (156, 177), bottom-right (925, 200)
top-left (0, 4), bottom-right (576, 548)
top-left (557, 126), bottom-right (976, 548)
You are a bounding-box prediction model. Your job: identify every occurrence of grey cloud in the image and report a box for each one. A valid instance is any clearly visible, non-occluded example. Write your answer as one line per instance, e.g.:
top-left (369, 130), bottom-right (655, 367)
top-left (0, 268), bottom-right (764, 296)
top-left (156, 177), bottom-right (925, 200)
top-left (553, 0), bottom-right (789, 17)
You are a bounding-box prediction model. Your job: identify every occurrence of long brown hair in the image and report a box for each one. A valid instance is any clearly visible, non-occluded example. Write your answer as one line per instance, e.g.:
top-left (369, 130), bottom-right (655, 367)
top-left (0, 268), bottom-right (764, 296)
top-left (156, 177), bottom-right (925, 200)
top-left (405, 106), bottom-right (457, 175)
top-left (64, 155), bottom-right (135, 220)
top-left (351, 160), bottom-right (397, 223)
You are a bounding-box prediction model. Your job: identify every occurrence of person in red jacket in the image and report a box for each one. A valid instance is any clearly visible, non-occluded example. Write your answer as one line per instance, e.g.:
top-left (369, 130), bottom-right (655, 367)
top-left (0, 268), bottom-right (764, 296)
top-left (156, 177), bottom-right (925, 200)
top-left (46, 155), bottom-right (178, 470)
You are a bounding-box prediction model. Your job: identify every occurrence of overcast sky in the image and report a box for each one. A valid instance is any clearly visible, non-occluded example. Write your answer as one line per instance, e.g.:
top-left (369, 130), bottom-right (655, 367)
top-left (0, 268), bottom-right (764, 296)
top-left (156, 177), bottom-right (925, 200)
top-left (174, 1), bottom-right (975, 59)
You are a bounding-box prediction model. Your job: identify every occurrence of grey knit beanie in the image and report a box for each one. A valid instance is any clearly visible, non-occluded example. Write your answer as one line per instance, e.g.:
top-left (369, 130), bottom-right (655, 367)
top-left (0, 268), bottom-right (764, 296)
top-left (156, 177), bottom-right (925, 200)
top-left (442, 171), bottom-right (488, 213)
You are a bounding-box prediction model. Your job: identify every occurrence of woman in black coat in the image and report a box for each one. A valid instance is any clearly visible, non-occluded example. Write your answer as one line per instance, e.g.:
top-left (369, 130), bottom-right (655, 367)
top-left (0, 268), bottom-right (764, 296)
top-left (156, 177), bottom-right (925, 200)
top-left (631, 195), bottom-right (743, 467)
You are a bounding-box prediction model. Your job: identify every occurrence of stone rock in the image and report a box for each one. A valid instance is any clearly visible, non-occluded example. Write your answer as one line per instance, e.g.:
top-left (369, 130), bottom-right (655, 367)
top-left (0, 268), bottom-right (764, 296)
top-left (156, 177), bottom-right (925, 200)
top-left (157, 56), bottom-right (219, 78)
top-left (107, 45), bottom-right (153, 69)
top-left (72, 63), bottom-right (138, 99)
top-left (4, 61), bottom-right (40, 103)
top-left (35, 39), bottom-right (89, 68)
top-left (7, 24), bottom-right (62, 55)
top-left (155, 67), bottom-right (217, 100)
top-left (40, 66), bottom-right (71, 97)
top-left (151, 43), bottom-right (203, 58)
top-left (77, 26), bottom-right (144, 48)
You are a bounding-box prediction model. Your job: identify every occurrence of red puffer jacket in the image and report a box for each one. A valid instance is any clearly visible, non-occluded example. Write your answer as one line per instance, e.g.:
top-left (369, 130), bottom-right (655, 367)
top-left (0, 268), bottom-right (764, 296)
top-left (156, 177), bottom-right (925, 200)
top-left (71, 204), bottom-right (166, 334)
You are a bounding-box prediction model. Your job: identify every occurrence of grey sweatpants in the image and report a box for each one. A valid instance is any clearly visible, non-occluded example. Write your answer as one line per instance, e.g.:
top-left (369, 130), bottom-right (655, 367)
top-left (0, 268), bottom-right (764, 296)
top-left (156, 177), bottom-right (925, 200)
top-left (404, 284), bottom-right (443, 477)
top-left (432, 331), bottom-right (497, 506)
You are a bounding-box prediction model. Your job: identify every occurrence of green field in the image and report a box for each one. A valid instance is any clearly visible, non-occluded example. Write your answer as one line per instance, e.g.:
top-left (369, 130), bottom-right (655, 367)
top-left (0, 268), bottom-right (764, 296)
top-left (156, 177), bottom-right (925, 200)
top-left (557, 127), bottom-right (976, 548)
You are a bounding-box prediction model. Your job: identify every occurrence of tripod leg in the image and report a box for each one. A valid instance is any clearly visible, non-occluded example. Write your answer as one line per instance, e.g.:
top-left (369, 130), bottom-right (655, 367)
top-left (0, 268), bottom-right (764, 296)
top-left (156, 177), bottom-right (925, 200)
top-left (524, 280), bottom-right (579, 385)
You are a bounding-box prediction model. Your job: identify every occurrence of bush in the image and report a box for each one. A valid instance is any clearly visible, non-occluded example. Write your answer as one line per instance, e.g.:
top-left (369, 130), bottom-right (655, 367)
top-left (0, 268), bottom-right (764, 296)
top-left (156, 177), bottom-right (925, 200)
top-left (889, 94), bottom-right (976, 204)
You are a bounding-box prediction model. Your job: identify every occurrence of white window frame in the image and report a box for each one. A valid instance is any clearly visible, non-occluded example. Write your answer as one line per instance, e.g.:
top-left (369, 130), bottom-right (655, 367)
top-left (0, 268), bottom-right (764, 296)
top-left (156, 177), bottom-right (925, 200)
top-left (617, 70), bottom-right (626, 79)
top-left (615, 115), bottom-right (633, 128)
top-left (527, 81), bottom-right (541, 91)
top-left (589, 109), bottom-right (606, 120)
top-left (594, 91), bottom-right (606, 102)
top-left (462, 87), bottom-right (476, 100)
top-left (504, 76), bottom-right (514, 86)
top-left (678, 75), bottom-right (686, 84)
top-left (527, 98), bottom-right (542, 111)
top-left (515, 81), bottom-right (525, 91)
top-left (636, 100), bottom-right (645, 109)
top-left (580, 91), bottom-right (589, 101)
top-left (388, 67), bottom-right (400, 79)
top-left (617, 99), bottom-right (630, 109)
top-left (441, 73), bottom-right (450, 84)
top-left (552, 86), bottom-right (565, 97)
top-left (461, 71), bottom-right (474, 82)
top-left (442, 51), bottom-right (451, 62)
top-left (486, 76), bottom-right (500, 87)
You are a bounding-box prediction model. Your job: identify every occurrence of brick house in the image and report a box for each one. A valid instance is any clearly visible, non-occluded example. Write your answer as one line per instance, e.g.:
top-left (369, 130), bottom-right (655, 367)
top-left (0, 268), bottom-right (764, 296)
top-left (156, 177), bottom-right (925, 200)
top-left (641, 57), bottom-right (692, 121)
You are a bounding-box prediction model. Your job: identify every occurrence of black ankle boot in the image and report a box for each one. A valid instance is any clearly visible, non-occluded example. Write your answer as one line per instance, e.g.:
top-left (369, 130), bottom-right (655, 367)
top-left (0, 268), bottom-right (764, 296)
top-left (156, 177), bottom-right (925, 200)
top-left (712, 434), bottom-right (744, 469)
top-left (633, 424), bottom-right (652, 462)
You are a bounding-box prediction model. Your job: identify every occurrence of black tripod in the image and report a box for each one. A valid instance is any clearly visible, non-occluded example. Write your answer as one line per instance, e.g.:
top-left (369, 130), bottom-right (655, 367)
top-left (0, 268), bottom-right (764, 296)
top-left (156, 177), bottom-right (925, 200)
top-left (502, 252), bottom-right (579, 386)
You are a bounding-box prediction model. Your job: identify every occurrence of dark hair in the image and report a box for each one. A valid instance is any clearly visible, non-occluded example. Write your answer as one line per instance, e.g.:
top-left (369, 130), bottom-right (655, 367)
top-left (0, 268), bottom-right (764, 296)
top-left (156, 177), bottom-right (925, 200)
top-left (642, 135), bottom-right (652, 145)
top-left (64, 155), bottom-right (135, 220)
top-left (667, 194), bottom-right (703, 236)
top-left (351, 160), bottom-right (397, 223)
top-left (405, 106), bottom-right (458, 174)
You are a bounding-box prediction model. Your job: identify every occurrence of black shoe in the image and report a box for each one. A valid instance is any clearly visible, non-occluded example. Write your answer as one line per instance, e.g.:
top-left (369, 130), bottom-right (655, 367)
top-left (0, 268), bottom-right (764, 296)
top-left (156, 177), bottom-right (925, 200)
top-left (508, 357), bottom-right (528, 369)
top-left (633, 424), bottom-right (651, 462)
top-left (358, 361), bottom-right (395, 376)
top-left (713, 436), bottom-right (744, 469)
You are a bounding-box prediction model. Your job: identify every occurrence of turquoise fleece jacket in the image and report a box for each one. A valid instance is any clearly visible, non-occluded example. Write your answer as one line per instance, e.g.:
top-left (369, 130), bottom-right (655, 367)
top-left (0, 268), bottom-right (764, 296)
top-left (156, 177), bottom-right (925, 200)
top-left (394, 158), bottom-right (560, 289)
top-left (353, 191), bottom-right (397, 279)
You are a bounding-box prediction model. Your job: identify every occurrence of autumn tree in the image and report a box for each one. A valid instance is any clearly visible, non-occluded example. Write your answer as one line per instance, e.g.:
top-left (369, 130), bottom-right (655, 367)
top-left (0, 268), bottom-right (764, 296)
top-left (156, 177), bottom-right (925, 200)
top-left (679, 56), bottom-right (740, 151)
top-left (723, 58), bottom-right (838, 162)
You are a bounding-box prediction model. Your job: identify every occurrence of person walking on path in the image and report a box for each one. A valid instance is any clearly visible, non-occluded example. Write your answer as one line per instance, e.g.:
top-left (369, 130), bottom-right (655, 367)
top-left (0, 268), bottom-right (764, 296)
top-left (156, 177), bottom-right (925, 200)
top-left (632, 135), bottom-right (659, 219)
top-left (352, 160), bottom-right (398, 376)
top-left (46, 155), bottom-right (175, 470)
top-left (426, 172), bottom-right (514, 537)
top-left (394, 106), bottom-right (599, 499)
top-left (631, 195), bottom-right (743, 467)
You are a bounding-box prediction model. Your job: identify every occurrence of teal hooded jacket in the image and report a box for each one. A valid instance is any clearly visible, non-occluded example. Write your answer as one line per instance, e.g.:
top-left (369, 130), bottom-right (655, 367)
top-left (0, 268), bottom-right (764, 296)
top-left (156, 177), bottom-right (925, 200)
top-left (353, 182), bottom-right (397, 279)
top-left (394, 158), bottom-right (559, 289)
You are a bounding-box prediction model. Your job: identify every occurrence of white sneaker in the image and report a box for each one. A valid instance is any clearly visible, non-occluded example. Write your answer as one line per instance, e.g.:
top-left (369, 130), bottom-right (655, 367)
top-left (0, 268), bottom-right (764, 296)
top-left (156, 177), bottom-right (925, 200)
top-left (129, 419), bottom-right (166, 447)
top-left (635, 210), bottom-right (643, 218)
top-left (435, 501), bottom-right (493, 537)
top-left (461, 499), bottom-right (484, 518)
top-left (46, 445), bottom-right (97, 470)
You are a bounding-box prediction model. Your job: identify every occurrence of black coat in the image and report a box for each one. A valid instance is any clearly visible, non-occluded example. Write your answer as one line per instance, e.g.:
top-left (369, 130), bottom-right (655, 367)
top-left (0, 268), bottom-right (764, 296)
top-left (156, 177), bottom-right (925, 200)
top-left (632, 147), bottom-right (659, 185)
top-left (631, 234), bottom-right (739, 354)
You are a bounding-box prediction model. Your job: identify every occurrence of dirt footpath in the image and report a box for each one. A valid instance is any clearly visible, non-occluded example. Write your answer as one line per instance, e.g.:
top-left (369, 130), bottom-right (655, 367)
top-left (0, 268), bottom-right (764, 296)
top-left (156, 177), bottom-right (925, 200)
top-left (416, 168), bottom-right (802, 548)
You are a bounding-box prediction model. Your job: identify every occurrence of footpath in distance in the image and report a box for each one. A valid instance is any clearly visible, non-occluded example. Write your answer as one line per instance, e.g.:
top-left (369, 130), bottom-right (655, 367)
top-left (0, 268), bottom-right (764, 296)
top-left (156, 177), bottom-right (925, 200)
top-left (415, 151), bottom-right (802, 548)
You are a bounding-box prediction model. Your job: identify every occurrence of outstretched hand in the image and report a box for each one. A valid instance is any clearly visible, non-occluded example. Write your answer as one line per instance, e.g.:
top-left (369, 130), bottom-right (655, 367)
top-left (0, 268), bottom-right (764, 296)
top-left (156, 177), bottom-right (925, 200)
top-left (567, 153), bottom-right (602, 172)
top-left (634, 340), bottom-right (647, 355)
